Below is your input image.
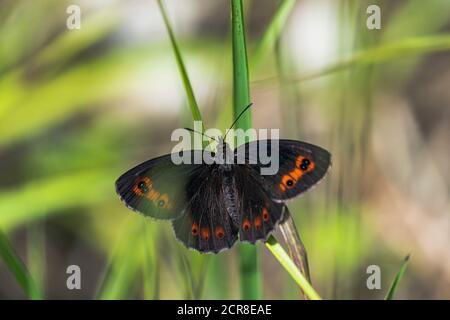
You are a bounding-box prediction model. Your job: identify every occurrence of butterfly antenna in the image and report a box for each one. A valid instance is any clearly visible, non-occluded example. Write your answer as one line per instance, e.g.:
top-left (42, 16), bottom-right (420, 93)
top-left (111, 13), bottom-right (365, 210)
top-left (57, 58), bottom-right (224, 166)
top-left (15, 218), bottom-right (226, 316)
top-left (224, 102), bottom-right (253, 140)
top-left (183, 127), bottom-right (219, 142)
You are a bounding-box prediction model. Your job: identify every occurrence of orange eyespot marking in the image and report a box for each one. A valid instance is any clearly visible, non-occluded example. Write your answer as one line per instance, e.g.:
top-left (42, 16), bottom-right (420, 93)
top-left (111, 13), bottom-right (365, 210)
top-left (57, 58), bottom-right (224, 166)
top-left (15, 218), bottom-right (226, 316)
top-left (254, 216), bottom-right (263, 229)
top-left (290, 169), bottom-right (303, 180)
top-left (147, 189), bottom-right (160, 201)
top-left (280, 174), bottom-right (297, 190)
top-left (191, 223), bottom-right (199, 236)
top-left (296, 156), bottom-right (315, 172)
top-left (201, 227), bottom-right (210, 240)
top-left (215, 226), bottom-right (225, 239)
top-left (279, 156), bottom-right (316, 192)
top-left (156, 193), bottom-right (172, 209)
top-left (242, 218), bottom-right (251, 231)
top-left (262, 208), bottom-right (269, 221)
top-left (295, 156), bottom-right (304, 167)
top-left (133, 177), bottom-right (152, 196)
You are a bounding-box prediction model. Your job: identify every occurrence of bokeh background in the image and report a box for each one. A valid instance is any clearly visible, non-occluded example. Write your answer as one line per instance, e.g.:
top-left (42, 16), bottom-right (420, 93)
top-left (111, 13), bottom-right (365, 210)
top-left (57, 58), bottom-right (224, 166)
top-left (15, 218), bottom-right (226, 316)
top-left (0, 0), bottom-right (449, 299)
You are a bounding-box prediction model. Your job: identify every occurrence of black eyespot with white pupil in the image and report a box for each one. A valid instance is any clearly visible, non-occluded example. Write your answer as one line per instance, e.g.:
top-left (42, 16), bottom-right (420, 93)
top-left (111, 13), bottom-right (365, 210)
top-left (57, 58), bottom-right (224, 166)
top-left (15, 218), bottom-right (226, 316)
top-left (286, 179), bottom-right (294, 187)
top-left (138, 181), bottom-right (149, 193)
top-left (158, 200), bottom-right (165, 207)
top-left (300, 158), bottom-right (311, 171)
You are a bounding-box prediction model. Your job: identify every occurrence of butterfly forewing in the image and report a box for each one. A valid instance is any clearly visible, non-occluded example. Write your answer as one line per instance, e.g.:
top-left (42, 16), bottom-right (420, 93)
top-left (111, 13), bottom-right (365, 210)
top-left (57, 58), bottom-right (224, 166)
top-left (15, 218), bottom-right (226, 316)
top-left (115, 151), bottom-right (207, 220)
top-left (235, 140), bottom-right (331, 201)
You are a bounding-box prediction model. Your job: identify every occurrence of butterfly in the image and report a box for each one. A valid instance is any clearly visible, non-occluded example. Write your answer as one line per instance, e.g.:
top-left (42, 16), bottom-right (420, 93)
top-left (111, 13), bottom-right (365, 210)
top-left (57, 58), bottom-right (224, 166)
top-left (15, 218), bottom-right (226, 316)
top-left (115, 106), bottom-right (331, 254)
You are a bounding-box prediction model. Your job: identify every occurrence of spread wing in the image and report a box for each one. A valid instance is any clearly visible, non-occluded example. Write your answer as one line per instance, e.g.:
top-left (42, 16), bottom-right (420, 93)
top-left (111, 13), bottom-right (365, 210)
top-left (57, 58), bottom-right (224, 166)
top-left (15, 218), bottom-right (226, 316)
top-left (115, 151), bottom-right (209, 220)
top-left (235, 139), bottom-right (331, 201)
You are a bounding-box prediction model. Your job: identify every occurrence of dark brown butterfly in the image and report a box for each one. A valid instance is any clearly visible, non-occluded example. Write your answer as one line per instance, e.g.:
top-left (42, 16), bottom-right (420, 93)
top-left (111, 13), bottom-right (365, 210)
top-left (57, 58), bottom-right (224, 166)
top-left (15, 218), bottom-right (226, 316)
top-left (115, 140), bottom-right (330, 254)
top-left (115, 106), bottom-right (331, 254)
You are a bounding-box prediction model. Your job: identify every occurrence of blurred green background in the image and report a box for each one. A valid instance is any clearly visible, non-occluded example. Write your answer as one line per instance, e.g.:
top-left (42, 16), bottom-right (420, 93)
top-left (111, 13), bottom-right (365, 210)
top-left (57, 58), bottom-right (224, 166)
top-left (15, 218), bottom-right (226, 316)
top-left (1, 0), bottom-right (449, 299)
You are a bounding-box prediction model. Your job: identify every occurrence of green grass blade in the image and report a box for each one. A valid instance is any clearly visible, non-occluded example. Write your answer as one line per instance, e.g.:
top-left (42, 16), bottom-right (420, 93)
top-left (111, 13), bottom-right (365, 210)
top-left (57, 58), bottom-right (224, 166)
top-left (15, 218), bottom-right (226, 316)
top-left (157, 0), bottom-right (203, 124)
top-left (0, 169), bottom-right (117, 230)
top-left (97, 222), bottom-right (142, 300)
top-left (385, 255), bottom-right (410, 300)
top-left (97, 254), bottom-right (140, 300)
top-left (0, 48), bottom-right (155, 148)
top-left (0, 230), bottom-right (42, 299)
top-left (231, 0), bottom-right (260, 300)
top-left (253, 34), bottom-right (450, 85)
top-left (289, 34), bottom-right (450, 83)
top-left (32, 10), bottom-right (118, 71)
top-left (253, 0), bottom-right (295, 69)
top-left (27, 223), bottom-right (46, 299)
top-left (382, 0), bottom-right (450, 42)
top-left (231, 0), bottom-right (252, 132)
top-left (265, 235), bottom-right (321, 300)
top-left (142, 221), bottom-right (158, 300)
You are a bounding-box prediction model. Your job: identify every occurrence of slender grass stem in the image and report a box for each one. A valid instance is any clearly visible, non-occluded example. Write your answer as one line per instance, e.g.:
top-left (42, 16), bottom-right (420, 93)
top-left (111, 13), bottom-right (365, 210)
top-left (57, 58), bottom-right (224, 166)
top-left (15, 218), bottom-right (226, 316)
top-left (252, 0), bottom-right (296, 69)
top-left (385, 255), bottom-right (410, 300)
top-left (0, 230), bottom-right (42, 299)
top-left (265, 235), bottom-right (321, 300)
top-left (157, 0), bottom-right (203, 124)
top-left (254, 34), bottom-right (450, 85)
top-left (27, 223), bottom-right (46, 300)
top-left (231, 0), bottom-right (252, 132)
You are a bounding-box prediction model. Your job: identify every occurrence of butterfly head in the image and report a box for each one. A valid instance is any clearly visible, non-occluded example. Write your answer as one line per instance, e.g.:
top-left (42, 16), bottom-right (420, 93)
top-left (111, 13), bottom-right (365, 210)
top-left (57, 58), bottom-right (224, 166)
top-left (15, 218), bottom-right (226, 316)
top-left (215, 137), bottom-right (234, 165)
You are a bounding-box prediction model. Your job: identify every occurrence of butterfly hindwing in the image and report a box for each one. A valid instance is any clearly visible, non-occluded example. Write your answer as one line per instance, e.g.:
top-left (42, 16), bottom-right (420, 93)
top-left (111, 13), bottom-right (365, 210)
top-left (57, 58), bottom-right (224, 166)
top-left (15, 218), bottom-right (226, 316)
top-left (115, 151), bottom-right (207, 220)
top-left (234, 166), bottom-right (286, 243)
top-left (172, 165), bottom-right (238, 253)
top-left (235, 139), bottom-right (331, 201)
